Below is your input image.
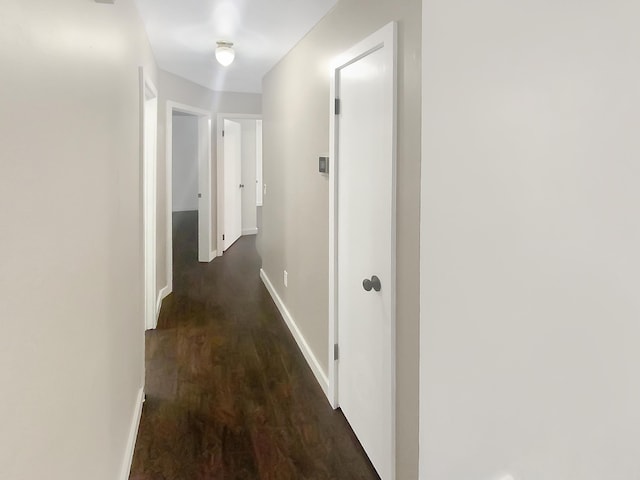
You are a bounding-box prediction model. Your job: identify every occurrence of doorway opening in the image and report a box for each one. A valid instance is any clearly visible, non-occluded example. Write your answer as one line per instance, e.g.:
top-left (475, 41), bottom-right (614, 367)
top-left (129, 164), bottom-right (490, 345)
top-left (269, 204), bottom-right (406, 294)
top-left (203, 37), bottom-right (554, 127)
top-left (165, 102), bottom-right (213, 294)
top-left (171, 110), bottom-right (199, 284)
top-left (216, 114), bottom-right (263, 253)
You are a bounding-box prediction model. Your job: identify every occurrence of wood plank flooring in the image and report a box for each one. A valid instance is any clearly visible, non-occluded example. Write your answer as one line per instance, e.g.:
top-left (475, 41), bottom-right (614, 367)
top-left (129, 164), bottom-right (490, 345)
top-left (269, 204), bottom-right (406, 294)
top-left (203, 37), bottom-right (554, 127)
top-left (130, 211), bottom-right (379, 480)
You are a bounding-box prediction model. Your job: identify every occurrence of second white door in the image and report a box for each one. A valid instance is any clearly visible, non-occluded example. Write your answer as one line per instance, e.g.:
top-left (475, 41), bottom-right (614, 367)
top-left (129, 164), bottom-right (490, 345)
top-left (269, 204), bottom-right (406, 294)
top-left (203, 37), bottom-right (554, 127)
top-left (223, 119), bottom-right (242, 250)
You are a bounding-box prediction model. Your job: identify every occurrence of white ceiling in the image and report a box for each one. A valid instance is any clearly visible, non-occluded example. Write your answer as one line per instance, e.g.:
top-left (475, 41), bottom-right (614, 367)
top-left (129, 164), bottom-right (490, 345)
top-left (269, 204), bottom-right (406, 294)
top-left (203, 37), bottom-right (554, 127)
top-left (134, 0), bottom-right (338, 94)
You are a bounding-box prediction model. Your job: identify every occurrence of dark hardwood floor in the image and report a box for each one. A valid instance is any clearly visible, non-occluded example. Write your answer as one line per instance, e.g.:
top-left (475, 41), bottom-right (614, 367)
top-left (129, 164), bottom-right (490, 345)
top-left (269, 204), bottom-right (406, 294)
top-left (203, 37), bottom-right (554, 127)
top-left (130, 211), bottom-right (379, 480)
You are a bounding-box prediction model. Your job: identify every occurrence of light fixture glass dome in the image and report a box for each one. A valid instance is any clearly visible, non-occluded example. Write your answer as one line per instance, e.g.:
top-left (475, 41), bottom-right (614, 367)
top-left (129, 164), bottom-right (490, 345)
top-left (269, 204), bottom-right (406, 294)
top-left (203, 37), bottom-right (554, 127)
top-left (215, 41), bottom-right (235, 67)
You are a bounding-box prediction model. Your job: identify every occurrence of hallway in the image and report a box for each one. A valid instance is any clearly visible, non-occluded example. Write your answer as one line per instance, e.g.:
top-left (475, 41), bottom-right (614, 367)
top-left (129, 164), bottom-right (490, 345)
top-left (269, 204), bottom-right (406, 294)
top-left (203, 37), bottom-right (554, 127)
top-left (130, 211), bottom-right (379, 479)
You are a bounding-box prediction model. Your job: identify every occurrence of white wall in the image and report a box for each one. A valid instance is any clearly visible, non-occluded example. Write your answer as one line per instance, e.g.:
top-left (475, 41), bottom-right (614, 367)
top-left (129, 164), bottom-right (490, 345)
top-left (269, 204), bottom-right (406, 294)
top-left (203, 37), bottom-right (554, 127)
top-left (259, 0), bottom-right (421, 477)
top-left (240, 119), bottom-right (258, 234)
top-left (420, 1), bottom-right (640, 479)
top-left (0, 1), bottom-right (157, 479)
top-left (172, 114), bottom-right (199, 212)
top-left (256, 120), bottom-right (263, 207)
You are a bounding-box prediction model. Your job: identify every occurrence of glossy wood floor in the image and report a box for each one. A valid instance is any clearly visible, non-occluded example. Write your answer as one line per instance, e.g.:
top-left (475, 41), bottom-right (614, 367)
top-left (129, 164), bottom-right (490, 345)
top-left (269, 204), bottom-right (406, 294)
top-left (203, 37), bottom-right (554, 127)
top-left (130, 211), bottom-right (379, 480)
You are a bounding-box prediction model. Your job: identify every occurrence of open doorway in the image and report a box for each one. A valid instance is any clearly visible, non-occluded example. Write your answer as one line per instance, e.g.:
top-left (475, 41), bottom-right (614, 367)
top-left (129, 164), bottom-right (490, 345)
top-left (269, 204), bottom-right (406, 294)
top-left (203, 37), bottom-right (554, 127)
top-left (171, 111), bottom-right (199, 282)
top-left (216, 114), bottom-right (263, 253)
top-left (165, 102), bottom-right (213, 294)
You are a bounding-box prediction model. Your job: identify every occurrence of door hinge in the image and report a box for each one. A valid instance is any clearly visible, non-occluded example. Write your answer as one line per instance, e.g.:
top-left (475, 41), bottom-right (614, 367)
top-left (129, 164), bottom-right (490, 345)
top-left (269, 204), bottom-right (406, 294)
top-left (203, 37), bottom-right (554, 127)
top-left (222, 234), bottom-right (225, 241)
top-left (334, 98), bottom-right (340, 115)
top-left (222, 130), bottom-right (225, 137)
top-left (334, 343), bottom-right (339, 361)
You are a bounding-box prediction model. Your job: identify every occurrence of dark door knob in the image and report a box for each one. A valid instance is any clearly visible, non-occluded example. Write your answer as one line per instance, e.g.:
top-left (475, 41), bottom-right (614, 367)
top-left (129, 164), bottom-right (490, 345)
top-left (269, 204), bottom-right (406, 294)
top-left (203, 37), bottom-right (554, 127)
top-left (362, 275), bottom-right (381, 292)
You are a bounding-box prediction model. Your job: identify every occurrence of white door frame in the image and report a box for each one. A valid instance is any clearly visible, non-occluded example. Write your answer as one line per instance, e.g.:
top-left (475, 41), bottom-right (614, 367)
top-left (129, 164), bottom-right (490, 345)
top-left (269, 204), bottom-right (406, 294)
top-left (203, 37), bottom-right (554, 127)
top-left (215, 113), bottom-right (262, 255)
top-left (141, 68), bottom-right (158, 331)
top-left (165, 101), bottom-right (213, 293)
top-left (328, 21), bottom-right (398, 476)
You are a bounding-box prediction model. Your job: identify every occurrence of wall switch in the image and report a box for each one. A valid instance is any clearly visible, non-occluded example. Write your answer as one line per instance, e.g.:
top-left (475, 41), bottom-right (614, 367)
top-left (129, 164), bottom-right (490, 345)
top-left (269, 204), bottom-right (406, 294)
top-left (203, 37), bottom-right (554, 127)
top-left (284, 270), bottom-right (288, 287)
top-left (318, 156), bottom-right (329, 174)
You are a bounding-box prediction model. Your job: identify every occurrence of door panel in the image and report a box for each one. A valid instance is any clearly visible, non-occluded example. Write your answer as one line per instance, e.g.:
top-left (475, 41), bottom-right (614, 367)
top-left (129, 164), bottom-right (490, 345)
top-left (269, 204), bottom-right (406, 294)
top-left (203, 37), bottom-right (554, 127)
top-left (337, 39), bottom-right (395, 479)
top-left (223, 119), bottom-right (242, 250)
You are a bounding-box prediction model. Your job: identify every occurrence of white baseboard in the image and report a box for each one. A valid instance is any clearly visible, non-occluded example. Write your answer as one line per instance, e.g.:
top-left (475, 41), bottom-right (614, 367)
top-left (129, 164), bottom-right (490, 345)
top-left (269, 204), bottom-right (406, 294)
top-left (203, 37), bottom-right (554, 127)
top-left (120, 387), bottom-right (145, 480)
top-left (209, 249), bottom-right (218, 261)
top-left (260, 269), bottom-right (329, 400)
top-left (155, 285), bottom-right (170, 326)
top-left (242, 228), bottom-right (258, 235)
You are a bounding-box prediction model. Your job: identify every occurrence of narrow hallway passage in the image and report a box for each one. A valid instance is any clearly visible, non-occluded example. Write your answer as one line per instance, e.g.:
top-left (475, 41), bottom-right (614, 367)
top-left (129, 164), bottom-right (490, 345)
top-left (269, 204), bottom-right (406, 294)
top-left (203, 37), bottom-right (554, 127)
top-left (130, 211), bottom-right (379, 479)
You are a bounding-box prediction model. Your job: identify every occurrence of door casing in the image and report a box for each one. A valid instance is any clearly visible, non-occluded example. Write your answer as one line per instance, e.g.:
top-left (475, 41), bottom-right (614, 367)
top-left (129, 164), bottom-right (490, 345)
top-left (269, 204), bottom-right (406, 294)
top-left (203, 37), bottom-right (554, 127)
top-left (141, 68), bottom-right (158, 331)
top-left (328, 21), bottom-right (398, 478)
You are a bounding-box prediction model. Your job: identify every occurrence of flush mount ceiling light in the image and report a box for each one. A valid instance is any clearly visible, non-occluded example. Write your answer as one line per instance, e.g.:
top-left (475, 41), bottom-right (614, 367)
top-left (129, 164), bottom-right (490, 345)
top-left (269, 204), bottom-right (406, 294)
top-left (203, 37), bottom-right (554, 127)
top-left (215, 41), bottom-right (235, 67)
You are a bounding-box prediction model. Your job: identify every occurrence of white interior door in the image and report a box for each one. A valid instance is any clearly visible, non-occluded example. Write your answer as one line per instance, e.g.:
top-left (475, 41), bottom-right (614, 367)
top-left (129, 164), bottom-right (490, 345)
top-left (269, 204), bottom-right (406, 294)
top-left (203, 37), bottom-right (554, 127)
top-left (223, 119), bottom-right (242, 250)
top-left (335, 23), bottom-right (396, 480)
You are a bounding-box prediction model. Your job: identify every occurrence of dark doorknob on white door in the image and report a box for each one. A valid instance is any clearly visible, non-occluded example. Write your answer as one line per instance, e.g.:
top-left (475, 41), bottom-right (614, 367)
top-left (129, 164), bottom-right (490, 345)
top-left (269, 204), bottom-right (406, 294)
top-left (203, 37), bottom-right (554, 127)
top-left (362, 275), bottom-right (381, 292)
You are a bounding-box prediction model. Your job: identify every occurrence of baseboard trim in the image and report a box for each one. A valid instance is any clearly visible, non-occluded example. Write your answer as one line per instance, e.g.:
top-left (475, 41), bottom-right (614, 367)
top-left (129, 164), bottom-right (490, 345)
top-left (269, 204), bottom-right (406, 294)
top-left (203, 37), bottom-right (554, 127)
top-left (120, 387), bottom-right (144, 480)
top-left (260, 269), bottom-right (329, 400)
top-left (155, 285), bottom-right (170, 327)
top-left (209, 249), bottom-right (218, 261)
top-left (242, 228), bottom-right (258, 235)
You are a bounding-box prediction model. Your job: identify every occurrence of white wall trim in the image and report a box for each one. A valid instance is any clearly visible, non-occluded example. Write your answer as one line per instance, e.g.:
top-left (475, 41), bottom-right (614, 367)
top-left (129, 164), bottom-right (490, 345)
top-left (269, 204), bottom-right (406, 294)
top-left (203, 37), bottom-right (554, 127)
top-left (260, 269), bottom-right (330, 401)
top-left (209, 249), bottom-right (218, 261)
top-left (216, 113), bottom-right (262, 256)
top-left (242, 228), bottom-right (258, 235)
top-left (119, 387), bottom-right (145, 480)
